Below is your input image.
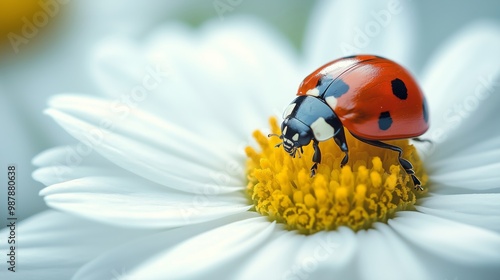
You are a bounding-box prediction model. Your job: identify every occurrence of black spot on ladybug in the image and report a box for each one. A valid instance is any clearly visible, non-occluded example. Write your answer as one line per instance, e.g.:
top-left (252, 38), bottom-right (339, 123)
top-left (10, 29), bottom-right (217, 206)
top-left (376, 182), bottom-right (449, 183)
top-left (391, 78), bottom-right (408, 100)
top-left (378, 111), bottom-right (393, 130)
top-left (315, 75), bottom-right (333, 95)
top-left (315, 76), bottom-right (328, 87)
top-left (422, 99), bottom-right (429, 123)
top-left (322, 78), bottom-right (350, 99)
top-left (330, 79), bottom-right (350, 98)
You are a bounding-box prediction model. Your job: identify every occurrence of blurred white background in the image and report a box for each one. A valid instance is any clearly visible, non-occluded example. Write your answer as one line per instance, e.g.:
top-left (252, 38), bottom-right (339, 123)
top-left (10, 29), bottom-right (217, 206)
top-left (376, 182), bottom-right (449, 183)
top-left (0, 0), bottom-right (499, 222)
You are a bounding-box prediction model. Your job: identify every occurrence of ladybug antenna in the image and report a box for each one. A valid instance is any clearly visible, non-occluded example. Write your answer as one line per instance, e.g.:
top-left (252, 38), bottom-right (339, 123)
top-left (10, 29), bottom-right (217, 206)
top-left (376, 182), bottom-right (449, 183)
top-left (268, 133), bottom-right (283, 139)
top-left (268, 134), bottom-right (284, 148)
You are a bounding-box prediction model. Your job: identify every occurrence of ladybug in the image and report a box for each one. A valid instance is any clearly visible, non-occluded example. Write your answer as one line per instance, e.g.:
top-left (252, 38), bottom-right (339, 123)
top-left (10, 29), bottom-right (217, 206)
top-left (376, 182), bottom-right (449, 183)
top-left (271, 55), bottom-right (429, 190)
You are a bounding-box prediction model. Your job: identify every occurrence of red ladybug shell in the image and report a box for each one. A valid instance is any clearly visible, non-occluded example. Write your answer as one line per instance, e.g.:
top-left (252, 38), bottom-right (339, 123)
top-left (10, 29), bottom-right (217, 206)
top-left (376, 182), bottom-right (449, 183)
top-left (297, 55), bottom-right (429, 140)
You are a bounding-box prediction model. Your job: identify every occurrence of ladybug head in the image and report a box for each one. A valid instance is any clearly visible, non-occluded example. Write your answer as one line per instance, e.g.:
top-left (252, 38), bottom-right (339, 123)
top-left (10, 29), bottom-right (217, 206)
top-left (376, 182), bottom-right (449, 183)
top-left (270, 118), bottom-right (313, 158)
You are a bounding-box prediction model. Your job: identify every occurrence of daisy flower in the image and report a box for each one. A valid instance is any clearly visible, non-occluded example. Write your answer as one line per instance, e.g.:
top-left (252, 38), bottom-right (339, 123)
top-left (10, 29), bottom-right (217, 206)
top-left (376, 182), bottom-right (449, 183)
top-left (3, 1), bottom-right (500, 279)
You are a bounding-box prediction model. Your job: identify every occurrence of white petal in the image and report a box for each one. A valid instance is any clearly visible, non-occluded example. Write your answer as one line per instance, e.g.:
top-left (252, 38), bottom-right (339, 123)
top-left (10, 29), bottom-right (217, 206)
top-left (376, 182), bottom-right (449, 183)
top-left (428, 147), bottom-right (500, 175)
top-left (46, 95), bottom-right (245, 194)
top-left (390, 211), bottom-right (500, 278)
top-left (33, 145), bottom-right (108, 168)
top-left (305, 228), bottom-right (358, 279)
top-left (235, 230), bottom-right (307, 279)
top-left (38, 176), bottom-right (250, 228)
top-left (34, 165), bottom-right (122, 187)
top-left (0, 210), bottom-right (151, 280)
top-left (356, 223), bottom-right (431, 280)
top-left (146, 17), bottom-right (299, 118)
top-left (72, 212), bottom-right (267, 280)
top-left (422, 22), bottom-right (500, 161)
top-left (429, 161), bottom-right (500, 191)
top-left (304, 0), bottom-right (417, 70)
top-left (91, 17), bottom-right (300, 140)
top-left (417, 194), bottom-right (500, 232)
top-left (32, 145), bottom-right (129, 186)
top-left (237, 226), bottom-right (358, 280)
top-left (128, 215), bottom-right (274, 279)
top-left (452, 134), bottom-right (500, 156)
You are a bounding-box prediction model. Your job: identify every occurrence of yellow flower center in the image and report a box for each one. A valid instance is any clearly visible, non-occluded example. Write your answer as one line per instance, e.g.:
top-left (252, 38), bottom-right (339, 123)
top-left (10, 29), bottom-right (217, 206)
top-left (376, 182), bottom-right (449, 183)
top-left (245, 117), bottom-right (428, 234)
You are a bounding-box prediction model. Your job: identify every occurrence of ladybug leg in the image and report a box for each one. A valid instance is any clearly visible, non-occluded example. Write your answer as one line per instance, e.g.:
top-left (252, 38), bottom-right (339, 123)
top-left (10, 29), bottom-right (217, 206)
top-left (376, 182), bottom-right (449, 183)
top-left (412, 137), bottom-right (434, 150)
top-left (310, 140), bottom-right (321, 177)
top-left (298, 147), bottom-right (304, 158)
top-left (351, 134), bottom-right (423, 191)
top-left (411, 137), bottom-right (432, 144)
top-left (333, 127), bottom-right (349, 167)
